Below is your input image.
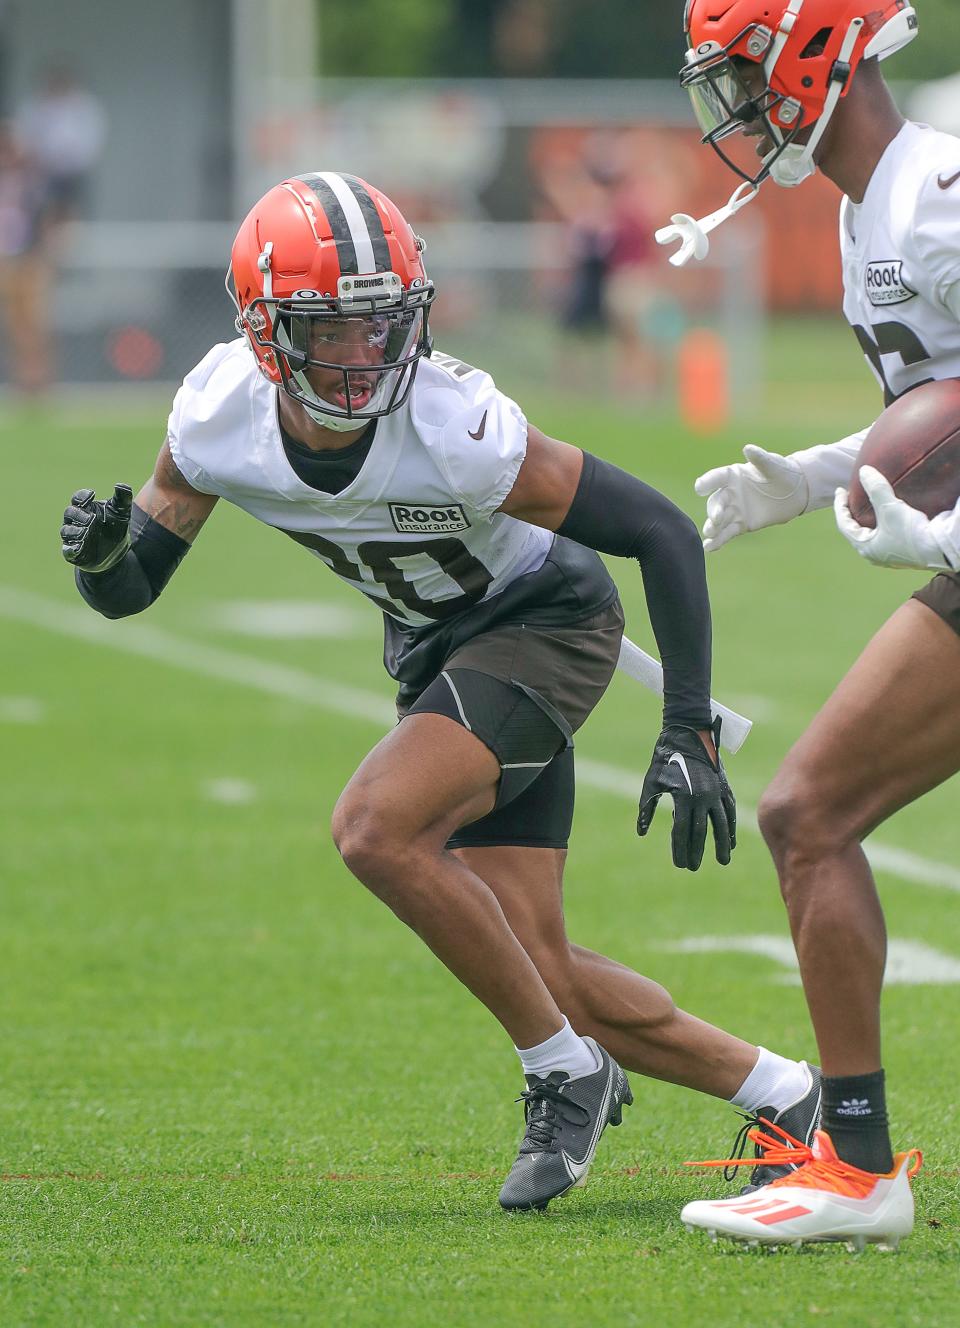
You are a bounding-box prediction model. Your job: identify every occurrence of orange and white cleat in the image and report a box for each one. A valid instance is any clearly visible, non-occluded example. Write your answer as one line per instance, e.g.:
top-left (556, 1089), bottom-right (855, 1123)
top-left (681, 1120), bottom-right (922, 1252)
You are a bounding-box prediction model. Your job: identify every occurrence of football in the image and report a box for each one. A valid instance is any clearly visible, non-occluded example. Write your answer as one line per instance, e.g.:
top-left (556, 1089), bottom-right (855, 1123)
top-left (847, 378), bottom-right (960, 528)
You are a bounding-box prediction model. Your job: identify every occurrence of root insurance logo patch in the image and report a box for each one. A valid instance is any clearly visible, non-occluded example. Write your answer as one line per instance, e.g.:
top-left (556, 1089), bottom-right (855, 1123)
top-left (388, 502), bottom-right (472, 534)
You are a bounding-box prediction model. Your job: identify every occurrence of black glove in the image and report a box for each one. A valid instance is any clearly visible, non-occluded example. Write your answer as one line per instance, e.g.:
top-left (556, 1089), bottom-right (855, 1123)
top-left (61, 484), bottom-right (133, 572)
top-left (637, 718), bottom-right (736, 871)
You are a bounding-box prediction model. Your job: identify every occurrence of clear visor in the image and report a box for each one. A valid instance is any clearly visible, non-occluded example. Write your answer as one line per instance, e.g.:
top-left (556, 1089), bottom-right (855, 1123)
top-left (276, 306), bottom-right (426, 421)
top-left (685, 55), bottom-right (776, 137)
top-left (688, 65), bottom-right (749, 138)
top-left (682, 51), bottom-right (789, 186)
top-left (282, 309), bottom-right (421, 370)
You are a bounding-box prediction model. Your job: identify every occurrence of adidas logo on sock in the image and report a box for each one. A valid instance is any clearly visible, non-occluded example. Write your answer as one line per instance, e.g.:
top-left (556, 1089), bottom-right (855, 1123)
top-left (836, 1098), bottom-right (872, 1116)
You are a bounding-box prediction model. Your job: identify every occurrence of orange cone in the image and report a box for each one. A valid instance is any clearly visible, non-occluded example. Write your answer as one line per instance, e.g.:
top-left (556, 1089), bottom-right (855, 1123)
top-left (679, 328), bottom-right (729, 433)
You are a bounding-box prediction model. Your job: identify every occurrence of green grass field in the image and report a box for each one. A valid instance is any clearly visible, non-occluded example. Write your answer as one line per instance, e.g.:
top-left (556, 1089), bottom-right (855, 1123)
top-left (3, 337), bottom-right (960, 1326)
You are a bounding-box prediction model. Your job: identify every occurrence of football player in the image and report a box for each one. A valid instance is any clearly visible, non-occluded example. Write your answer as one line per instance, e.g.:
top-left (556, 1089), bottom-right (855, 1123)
top-left (671, 0), bottom-right (958, 1249)
top-left (60, 172), bottom-right (819, 1212)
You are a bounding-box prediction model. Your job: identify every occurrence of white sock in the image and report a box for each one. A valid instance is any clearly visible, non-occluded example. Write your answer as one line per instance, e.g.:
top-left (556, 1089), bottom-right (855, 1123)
top-left (515, 1017), bottom-right (601, 1081)
top-left (730, 1047), bottom-right (811, 1115)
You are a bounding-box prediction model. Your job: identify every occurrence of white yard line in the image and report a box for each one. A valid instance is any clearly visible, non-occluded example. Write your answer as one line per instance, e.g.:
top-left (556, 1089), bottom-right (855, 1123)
top-left (4, 585), bottom-right (960, 895)
top-left (0, 587), bottom-right (397, 727)
top-left (207, 599), bottom-right (378, 640)
top-left (575, 757), bottom-right (960, 893)
top-left (0, 695), bottom-right (45, 723)
top-left (664, 935), bottom-right (960, 986)
top-left (202, 778), bottom-right (258, 806)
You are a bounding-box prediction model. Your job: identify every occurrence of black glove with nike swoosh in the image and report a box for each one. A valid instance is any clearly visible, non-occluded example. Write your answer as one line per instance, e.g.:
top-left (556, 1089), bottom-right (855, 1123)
top-left (61, 484), bottom-right (133, 572)
top-left (637, 718), bottom-right (736, 871)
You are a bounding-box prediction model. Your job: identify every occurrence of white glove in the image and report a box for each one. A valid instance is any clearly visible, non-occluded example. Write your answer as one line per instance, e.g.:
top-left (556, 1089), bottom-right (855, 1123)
top-left (790, 429), bottom-right (869, 511)
top-left (834, 466), bottom-right (954, 570)
top-left (694, 445), bottom-right (809, 553)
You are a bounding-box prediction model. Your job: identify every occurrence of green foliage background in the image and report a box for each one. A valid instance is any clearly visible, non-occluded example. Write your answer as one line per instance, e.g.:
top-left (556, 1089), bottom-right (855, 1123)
top-left (315, 0), bottom-right (960, 82)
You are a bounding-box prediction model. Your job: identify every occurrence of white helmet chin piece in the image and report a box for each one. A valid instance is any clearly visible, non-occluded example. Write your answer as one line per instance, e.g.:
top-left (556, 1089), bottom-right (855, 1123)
top-left (298, 399), bottom-right (375, 432)
top-left (768, 145), bottom-right (817, 188)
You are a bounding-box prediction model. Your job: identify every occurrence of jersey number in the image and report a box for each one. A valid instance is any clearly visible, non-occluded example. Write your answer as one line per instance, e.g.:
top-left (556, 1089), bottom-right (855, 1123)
top-left (429, 350), bottom-right (480, 382)
top-left (852, 320), bottom-right (933, 406)
top-left (281, 529), bottom-right (493, 621)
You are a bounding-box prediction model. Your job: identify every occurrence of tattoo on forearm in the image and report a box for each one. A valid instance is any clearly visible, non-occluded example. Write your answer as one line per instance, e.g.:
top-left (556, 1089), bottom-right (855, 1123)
top-left (164, 499), bottom-right (206, 540)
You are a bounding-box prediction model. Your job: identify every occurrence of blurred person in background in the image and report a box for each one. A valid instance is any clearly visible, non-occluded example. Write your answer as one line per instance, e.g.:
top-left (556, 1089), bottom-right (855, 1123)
top-left (562, 214), bottom-right (612, 341)
top-left (59, 169), bottom-right (823, 1216)
top-left (0, 66), bottom-right (106, 396)
top-left (538, 131), bottom-right (662, 399)
top-left (0, 121), bottom-right (51, 395)
top-left (603, 166), bottom-right (662, 398)
top-left (492, 0), bottom-right (553, 74)
top-left (15, 64), bottom-right (106, 234)
top-left (537, 133), bottom-right (616, 390)
top-left (671, 0), bottom-right (956, 1252)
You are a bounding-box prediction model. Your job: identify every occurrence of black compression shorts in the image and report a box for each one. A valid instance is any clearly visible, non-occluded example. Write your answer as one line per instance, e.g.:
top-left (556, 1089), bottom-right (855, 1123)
top-left (401, 599), bottom-right (624, 848)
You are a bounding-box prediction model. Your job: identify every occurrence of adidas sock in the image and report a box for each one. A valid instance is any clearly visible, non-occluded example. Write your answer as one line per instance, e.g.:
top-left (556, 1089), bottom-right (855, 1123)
top-left (730, 1047), bottom-right (810, 1115)
top-left (515, 1017), bottom-right (600, 1081)
top-left (822, 1069), bottom-right (894, 1174)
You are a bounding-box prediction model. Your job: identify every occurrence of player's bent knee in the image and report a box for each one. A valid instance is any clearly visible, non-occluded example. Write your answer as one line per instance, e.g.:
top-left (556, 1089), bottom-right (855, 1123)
top-left (332, 794), bottom-right (447, 915)
top-left (332, 796), bottom-right (406, 884)
top-left (757, 781), bottom-right (795, 856)
top-left (758, 778), bottom-right (815, 857)
top-left (757, 775), bottom-right (849, 868)
top-left (334, 827), bottom-right (423, 912)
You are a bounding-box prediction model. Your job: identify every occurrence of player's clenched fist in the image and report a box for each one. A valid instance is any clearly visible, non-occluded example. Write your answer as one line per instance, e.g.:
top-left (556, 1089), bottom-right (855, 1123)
top-left (637, 723), bottom-right (736, 871)
top-left (694, 445), bottom-right (809, 552)
top-left (61, 484), bottom-right (133, 572)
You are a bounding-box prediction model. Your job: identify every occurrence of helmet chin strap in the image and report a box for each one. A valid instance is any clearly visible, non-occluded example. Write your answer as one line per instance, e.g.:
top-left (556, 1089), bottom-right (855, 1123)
top-left (767, 14), bottom-right (864, 187)
top-left (299, 398), bottom-right (367, 432)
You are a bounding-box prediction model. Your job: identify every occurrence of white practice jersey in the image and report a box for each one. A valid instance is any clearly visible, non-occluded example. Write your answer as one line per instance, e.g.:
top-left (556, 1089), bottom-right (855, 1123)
top-left (167, 340), bottom-right (553, 628)
top-left (841, 121), bottom-right (960, 404)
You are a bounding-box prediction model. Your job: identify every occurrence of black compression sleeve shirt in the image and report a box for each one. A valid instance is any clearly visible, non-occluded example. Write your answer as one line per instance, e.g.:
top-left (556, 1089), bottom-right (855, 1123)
top-left (557, 451), bottom-right (712, 728)
top-left (75, 504), bottom-right (191, 619)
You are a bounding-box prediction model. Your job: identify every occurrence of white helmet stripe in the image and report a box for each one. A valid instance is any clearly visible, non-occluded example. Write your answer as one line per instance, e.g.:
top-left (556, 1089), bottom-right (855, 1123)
top-left (316, 171), bottom-right (377, 275)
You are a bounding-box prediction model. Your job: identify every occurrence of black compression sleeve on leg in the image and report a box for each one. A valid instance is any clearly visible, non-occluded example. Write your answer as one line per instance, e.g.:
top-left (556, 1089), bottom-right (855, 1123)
top-left (557, 451), bottom-right (712, 728)
top-left (75, 504), bottom-right (190, 619)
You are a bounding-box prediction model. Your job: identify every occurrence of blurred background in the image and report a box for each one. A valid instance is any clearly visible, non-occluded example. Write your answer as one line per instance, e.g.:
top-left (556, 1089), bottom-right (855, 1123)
top-left (1, 0), bottom-right (957, 433)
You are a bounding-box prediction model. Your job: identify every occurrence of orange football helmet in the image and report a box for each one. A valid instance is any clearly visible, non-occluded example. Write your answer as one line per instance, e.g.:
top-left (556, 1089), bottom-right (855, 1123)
top-left (682, 0), bottom-right (918, 189)
top-left (228, 173), bottom-right (434, 431)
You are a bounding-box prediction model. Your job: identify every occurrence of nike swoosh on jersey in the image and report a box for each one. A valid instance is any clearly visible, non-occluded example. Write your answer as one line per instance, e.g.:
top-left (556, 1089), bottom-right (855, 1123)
top-left (667, 751), bottom-right (694, 793)
top-left (468, 410), bottom-right (488, 441)
top-left (938, 169), bottom-right (960, 191)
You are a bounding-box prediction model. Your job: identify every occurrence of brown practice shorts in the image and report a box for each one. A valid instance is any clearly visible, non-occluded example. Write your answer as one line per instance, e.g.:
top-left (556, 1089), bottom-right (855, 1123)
top-left (440, 598), bottom-right (626, 738)
top-left (912, 571), bottom-right (960, 637)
